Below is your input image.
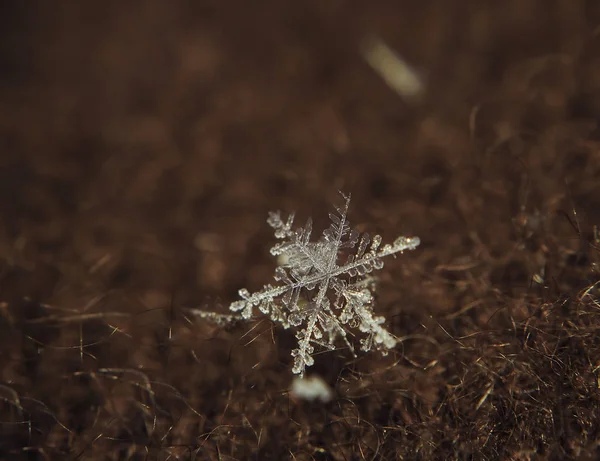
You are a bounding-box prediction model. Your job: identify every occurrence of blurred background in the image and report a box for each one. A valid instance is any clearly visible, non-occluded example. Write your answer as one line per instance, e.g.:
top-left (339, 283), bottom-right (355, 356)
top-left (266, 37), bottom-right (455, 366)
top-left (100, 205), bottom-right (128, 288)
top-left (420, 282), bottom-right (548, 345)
top-left (2, 1), bottom-right (600, 459)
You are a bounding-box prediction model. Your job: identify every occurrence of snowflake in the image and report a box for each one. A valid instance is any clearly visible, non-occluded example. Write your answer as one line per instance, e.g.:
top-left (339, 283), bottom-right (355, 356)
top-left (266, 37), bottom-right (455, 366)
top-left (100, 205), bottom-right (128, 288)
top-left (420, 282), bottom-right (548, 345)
top-left (230, 192), bottom-right (420, 377)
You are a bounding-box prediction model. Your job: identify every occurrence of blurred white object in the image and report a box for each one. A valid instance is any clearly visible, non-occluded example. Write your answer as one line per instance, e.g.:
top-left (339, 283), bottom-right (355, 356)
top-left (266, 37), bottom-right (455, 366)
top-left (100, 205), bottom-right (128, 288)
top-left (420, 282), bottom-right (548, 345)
top-left (361, 35), bottom-right (425, 101)
top-left (291, 375), bottom-right (333, 403)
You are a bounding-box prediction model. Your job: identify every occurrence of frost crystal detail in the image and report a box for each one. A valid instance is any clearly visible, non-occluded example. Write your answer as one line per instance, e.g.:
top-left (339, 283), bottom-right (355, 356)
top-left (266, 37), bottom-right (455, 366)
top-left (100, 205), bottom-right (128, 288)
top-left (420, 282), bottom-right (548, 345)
top-left (230, 192), bottom-right (420, 377)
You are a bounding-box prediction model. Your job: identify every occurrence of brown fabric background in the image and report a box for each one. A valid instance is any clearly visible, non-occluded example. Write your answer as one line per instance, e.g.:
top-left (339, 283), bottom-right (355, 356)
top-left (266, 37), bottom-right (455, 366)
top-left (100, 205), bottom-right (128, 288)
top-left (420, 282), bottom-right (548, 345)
top-left (1, 1), bottom-right (600, 459)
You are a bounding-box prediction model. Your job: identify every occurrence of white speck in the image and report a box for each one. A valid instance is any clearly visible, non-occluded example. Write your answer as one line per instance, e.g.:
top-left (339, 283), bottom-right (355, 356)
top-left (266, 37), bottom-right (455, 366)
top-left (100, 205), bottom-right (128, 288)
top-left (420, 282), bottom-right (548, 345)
top-left (361, 35), bottom-right (425, 101)
top-left (291, 375), bottom-right (333, 403)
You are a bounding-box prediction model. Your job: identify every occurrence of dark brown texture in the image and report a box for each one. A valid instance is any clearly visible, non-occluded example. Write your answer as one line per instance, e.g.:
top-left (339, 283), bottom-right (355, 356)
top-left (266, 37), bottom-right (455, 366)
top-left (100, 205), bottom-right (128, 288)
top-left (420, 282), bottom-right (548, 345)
top-left (2, 1), bottom-right (600, 459)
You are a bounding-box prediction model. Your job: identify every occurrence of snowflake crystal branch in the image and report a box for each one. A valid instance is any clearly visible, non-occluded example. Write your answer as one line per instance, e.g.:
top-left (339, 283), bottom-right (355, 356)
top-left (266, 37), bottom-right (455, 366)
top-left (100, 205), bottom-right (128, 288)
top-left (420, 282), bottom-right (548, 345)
top-left (230, 192), bottom-right (420, 377)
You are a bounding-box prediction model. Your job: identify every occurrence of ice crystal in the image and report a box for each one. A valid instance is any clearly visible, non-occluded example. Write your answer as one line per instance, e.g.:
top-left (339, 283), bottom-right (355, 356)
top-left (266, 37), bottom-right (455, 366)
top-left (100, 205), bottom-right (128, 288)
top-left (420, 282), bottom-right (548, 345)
top-left (230, 192), bottom-right (420, 377)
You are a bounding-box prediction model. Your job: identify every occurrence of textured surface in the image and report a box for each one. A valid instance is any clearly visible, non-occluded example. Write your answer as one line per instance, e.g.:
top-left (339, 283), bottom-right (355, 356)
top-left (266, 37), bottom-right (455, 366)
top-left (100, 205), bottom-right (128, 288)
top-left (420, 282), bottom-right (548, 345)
top-left (2, 1), bottom-right (600, 459)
